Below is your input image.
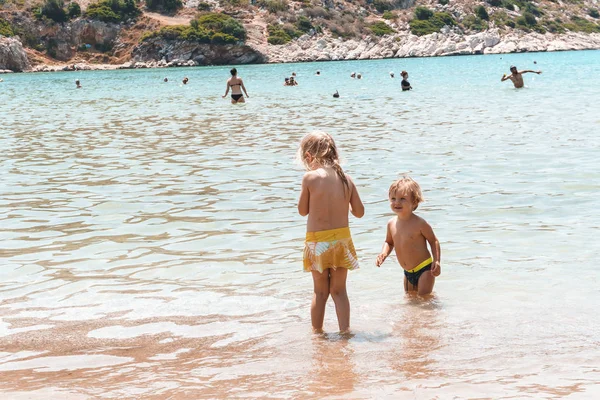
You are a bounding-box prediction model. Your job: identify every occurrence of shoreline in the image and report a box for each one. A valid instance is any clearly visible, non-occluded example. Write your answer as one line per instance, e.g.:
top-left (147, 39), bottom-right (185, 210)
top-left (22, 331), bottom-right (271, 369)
top-left (3, 29), bottom-right (600, 74)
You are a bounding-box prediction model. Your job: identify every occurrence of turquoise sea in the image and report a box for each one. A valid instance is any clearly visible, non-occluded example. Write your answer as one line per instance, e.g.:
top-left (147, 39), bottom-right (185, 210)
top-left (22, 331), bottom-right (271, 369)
top-left (1, 50), bottom-right (599, 398)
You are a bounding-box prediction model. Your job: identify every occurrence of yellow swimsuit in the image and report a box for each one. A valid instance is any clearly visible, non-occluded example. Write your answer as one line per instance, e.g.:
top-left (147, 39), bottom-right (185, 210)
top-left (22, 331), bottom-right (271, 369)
top-left (303, 227), bottom-right (359, 273)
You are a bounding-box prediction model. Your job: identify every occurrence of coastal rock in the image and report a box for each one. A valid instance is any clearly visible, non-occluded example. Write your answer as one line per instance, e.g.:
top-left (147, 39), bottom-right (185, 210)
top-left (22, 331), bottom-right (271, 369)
top-left (132, 38), bottom-right (265, 65)
top-left (260, 29), bottom-right (600, 63)
top-left (0, 37), bottom-right (31, 72)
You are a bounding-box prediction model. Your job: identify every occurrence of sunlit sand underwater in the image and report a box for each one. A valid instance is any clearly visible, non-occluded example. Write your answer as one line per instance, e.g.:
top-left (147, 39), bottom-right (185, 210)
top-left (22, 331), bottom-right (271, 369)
top-left (1, 50), bottom-right (600, 398)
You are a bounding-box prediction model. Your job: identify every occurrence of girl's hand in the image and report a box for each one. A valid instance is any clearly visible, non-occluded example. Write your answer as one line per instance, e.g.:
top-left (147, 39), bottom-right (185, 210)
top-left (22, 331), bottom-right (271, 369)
top-left (375, 253), bottom-right (387, 267)
top-left (431, 261), bottom-right (441, 276)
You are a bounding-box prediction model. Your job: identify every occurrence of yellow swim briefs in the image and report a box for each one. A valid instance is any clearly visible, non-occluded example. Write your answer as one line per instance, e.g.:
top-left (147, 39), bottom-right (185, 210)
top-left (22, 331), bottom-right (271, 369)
top-left (303, 227), bottom-right (359, 273)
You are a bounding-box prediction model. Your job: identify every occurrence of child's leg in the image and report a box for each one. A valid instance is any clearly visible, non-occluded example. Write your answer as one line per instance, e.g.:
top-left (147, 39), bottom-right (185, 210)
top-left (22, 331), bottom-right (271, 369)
top-left (417, 271), bottom-right (435, 296)
top-left (311, 270), bottom-right (330, 332)
top-left (329, 268), bottom-right (350, 332)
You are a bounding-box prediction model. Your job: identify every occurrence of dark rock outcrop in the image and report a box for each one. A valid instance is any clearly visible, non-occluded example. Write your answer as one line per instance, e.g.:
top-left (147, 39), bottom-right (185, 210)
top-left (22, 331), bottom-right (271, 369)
top-left (132, 38), bottom-right (265, 65)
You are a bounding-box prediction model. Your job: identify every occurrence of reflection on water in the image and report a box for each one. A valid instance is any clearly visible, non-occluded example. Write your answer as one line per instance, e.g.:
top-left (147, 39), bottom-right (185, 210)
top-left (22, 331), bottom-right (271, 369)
top-left (1, 51), bottom-right (600, 398)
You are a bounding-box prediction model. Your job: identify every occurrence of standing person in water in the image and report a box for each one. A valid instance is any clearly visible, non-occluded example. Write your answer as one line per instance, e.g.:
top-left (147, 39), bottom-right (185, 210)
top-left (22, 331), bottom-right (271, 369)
top-left (401, 71), bottom-right (412, 91)
top-left (297, 132), bottom-right (365, 333)
top-left (223, 68), bottom-right (249, 104)
top-left (501, 65), bottom-right (542, 88)
top-left (376, 177), bottom-right (441, 295)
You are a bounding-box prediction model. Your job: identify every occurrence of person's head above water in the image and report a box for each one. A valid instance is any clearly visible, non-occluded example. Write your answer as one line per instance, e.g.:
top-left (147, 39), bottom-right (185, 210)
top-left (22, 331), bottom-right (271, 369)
top-left (75, 79), bottom-right (81, 88)
top-left (390, 72), bottom-right (395, 78)
top-left (510, 65), bottom-right (517, 73)
top-left (401, 70), bottom-right (408, 79)
top-left (183, 77), bottom-right (189, 84)
top-left (389, 176), bottom-right (423, 211)
top-left (164, 77), bottom-right (168, 82)
top-left (350, 72), bottom-right (356, 78)
top-left (230, 68), bottom-right (237, 76)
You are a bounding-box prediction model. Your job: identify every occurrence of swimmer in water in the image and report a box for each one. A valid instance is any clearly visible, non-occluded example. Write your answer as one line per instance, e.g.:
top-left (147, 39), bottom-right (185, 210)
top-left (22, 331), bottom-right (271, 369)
top-left (501, 65), bottom-right (542, 88)
top-left (222, 67), bottom-right (249, 104)
top-left (183, 77), bottom-right (189, 85)
top-left (75, 79), bottom-right (82, 88)
top-left (401, 71), bottom-right (412, 91)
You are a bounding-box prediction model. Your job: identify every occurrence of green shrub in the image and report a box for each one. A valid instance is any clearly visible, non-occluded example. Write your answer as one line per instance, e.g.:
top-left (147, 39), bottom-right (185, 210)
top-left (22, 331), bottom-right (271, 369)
top-left (369, 21), bottom-right (395, 35)
top-left (146, 0), bottom-right (182, 13)
top-left (541, 19), bottom-right (564, 33)
top-left (373, 0), bottom-right (393, 12)
top-left (524, 2), bottom-right (542, 17)
top-left (86, 0), bottom-right (140, 23)
top-left (589, 9), bottom-right (599, 19)
top-left (267, 24), bottom-right (291, 44)
top-left (563, 16), bottom-right (600, 33)
top-left (487, 0), bottom-right (502, 6)
top-left (491, 10), bottom-right (509, 27)
top-left (409, 10), bottom-right (457, 35)
top-left (67, 2), bottom-right (81, 18)
top-left (220, 0), bottom-right (249, 6)
top-left (502, 0), bottom-right (515, 11)
top-left (382, 10), bottom-right (394, 19)
top-left (475, 5), bottom-right (489, 20)
top-left (506, 20), bottom-right (515, 28)
top-left (211, 32), bottom-right (237, 44)
top-left (415, 6), bottom-right (433, 20)
top-left (296, 16), bottom-right (313, 32)
top-left (439, 0), bottom-right (448, 5)
top-left (462, 15), bottom-right (488, 31)
top-left (0, 18), bottom-right (14, 36)
top-left (524, 12), bottom-right (537, 26)
top-left (197, 1), bottom-right (211, 10)
top-left (197, 12), bottom-right (246, 40)
top-left (258, 0), bottom-right (288, 13)
top-left (432, 12), bottom-right (456, 26)
top-left (142, 13), bottom-right (246, 44)
top-left (40, 0), bottom-right (68, 23)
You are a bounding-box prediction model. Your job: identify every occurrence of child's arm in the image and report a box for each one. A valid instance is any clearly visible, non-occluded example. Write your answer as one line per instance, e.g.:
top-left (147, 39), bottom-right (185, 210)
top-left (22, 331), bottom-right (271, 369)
top-left (376, 220), bottom-right (394, 267)
top-left (348, 176), bottom-right (364, 218)
top-left (421, 221), bottom-right (441, 276)
top-left (501, 74), bottom-right (512, 82)
top-left (298, 173), bottom-right (310, 216)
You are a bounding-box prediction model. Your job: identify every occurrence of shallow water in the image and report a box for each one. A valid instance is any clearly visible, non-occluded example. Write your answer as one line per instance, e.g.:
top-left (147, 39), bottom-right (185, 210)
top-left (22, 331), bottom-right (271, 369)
top-left (1, 50), bottom-right (600, 399)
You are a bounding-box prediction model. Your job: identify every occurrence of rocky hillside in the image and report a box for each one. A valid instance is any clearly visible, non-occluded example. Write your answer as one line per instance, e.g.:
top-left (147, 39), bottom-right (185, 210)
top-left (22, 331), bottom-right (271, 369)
top-left (1, 0), bottom-right (600, 71)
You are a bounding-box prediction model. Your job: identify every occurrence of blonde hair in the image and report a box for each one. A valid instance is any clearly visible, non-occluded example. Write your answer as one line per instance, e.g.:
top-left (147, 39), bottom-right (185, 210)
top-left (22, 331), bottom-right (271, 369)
top-left (389, 176), bottom-right (423, 210)
top-left (297, 131), bottom-right (349, 193)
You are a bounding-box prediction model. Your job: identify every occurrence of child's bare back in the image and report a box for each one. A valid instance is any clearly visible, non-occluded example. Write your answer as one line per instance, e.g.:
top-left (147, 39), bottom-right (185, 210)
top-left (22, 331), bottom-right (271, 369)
top-left (299, 167), bottom-right (361, 232)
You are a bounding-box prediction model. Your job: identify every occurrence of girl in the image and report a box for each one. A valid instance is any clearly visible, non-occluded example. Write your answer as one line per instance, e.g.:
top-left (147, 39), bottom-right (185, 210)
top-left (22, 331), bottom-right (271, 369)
top-left (297, 132), bottom-right (364, 333)
top-left (222, 68), bottom-right (249, 104)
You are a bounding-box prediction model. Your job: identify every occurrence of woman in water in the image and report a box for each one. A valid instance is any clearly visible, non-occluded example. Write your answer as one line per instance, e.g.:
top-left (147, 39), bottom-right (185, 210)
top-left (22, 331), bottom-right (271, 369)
top-left (223, 68), bottom-right (249, 104)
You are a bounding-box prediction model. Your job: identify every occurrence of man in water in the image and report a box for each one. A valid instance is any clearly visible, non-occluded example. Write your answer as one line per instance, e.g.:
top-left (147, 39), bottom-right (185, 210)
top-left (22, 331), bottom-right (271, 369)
top-left (501, 66), bottom-right (542, 88)
top-left (75, 80), bottom-right (81, 88)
